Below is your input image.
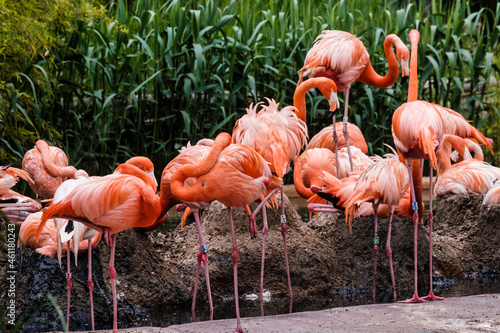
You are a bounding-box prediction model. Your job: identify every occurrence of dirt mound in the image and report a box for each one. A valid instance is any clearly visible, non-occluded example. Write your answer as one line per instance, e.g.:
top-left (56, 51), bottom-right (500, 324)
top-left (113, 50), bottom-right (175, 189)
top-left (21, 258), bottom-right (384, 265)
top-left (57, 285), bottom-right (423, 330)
top-left (2, 193), bottom-right (499, 331)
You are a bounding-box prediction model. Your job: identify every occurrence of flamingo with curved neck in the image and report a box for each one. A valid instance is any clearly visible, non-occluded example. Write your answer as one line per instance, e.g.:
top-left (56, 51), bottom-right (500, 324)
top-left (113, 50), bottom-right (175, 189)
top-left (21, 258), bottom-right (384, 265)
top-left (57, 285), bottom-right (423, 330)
top-left (299, 31), bottom-right (410, 172)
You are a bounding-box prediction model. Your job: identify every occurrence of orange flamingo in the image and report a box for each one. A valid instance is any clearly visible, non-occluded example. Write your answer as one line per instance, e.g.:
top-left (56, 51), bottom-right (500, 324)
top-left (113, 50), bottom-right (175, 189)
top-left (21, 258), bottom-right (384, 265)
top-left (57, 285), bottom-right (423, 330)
top-left (22, 140), bottom-right (73, 199)
top-left (151, 138), bottom-right (215, 232)
top-left (37, 159), bottom-right (160, 333)
top-left (171, 132), bottom-right (282, 333)
top-left (298, 30), bottom-right (410, 171)
top-left (18, 212), bottom-right (61, 257)
top-left (0, 164), bottom-right (39, 223)
top-left (232, 98), bottom-right (309, 301)
top-left (294, 146), bottom-right (373, 205)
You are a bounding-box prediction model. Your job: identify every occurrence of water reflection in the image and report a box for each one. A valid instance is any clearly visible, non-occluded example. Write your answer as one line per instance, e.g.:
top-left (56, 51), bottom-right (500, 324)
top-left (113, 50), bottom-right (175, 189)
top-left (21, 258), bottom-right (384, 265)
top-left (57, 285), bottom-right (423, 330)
top-left (144, 276), bottom-right (500, 327)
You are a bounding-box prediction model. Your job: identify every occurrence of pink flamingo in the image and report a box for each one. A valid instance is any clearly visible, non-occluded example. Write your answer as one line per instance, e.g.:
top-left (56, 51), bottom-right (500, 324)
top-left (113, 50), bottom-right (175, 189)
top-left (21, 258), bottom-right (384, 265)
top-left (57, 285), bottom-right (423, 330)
top-left (299, 30), bottom-right (410, 171)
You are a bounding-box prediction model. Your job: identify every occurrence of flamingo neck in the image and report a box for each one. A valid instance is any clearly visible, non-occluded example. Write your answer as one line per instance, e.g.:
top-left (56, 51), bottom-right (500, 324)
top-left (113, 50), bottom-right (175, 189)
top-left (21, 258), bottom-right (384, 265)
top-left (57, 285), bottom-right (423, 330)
top-left (293, 77), bottom-right (338, 123)
top-left (408, 30), bottom-right (420, 102)
top-left (114, 163), bottom-right (157, 192)
top-left (357, 35), bottom-right (402, 88)
top-left (293, 159), bottom-right (314, 199)
top-left (170, 132), bottom-right (231, 203)
top-left (35, 140), bottom-right (76, 179)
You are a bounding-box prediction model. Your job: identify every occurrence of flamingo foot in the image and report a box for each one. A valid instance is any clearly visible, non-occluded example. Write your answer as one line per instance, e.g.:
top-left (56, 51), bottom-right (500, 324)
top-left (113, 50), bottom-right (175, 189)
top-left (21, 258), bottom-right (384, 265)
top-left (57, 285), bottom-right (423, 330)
top-left (234, 326), bottom-right (244, 333)
top-left (422, 291), bottom-right (444, 301)
top-left (398, 292), bottom-right (427, 303)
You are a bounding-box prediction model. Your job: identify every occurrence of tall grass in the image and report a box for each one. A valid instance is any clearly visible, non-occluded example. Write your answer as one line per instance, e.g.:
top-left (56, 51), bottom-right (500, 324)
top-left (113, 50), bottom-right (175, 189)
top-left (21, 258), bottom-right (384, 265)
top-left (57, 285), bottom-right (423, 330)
top-left (0, 0), bottom-right (499, 181)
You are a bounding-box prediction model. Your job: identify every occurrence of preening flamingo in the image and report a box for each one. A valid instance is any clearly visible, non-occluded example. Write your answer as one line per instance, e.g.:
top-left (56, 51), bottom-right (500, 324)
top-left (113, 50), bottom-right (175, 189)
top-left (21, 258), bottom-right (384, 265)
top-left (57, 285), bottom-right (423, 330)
top-left (232, 98), bottom-right (308, 301)
top-left (18, 212), bottom-right (60, 257)
top-left (151, 138), bottom-right (215, 232)
top-left (37, 159), bottom-right (160, 333)
top-left (343, 153), bottom-right (409, 302)
top-left (299, 30), bottom-right (409, 171)
top-left (22, 140), bottom-right (73, 199)
top-left (171, 132), bottom-right (281, 333)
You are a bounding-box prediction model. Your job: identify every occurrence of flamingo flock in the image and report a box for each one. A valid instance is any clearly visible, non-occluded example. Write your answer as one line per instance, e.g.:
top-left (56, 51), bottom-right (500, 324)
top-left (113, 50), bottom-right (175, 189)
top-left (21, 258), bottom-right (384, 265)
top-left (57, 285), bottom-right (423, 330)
top-left (1, 28), bottom-right (497, 333)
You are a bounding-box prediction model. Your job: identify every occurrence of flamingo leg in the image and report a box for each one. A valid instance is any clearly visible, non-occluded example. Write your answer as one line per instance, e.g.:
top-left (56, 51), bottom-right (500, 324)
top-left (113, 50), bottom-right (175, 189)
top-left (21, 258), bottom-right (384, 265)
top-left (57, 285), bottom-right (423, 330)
top-left (227, 207), bottom-right (244, 333)
top-left (342, 87), bottom-right (353, 172)
top-left (399, 161), bottom-right (426, 303)
top-left (66, 242), bottom-right (72, 330)
top-left (386, 206), bottom-right (397, 302)
top-left (372, 203), bottom-right (379, 304)
top-left (280, 188), bottom-right (293, 302)
top-left (108, 232), bottom-right (118, 333)
top-left (332, 117), bottom-right (341, 179)
top-left (249, 187), bottom-right (281, 238)
top-left (191, 209), bottom-right (214, 314)
top-left (87, 239), bottom-right (95, 330)
top-left (260, 205), bottom-right (268, 303)
top-left (422, 166), bottom-right (444, 301)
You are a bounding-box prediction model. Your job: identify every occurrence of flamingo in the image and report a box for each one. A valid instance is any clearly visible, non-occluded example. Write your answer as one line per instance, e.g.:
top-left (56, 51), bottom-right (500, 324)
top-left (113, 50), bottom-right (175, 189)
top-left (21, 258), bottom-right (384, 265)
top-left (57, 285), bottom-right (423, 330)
top-left (22, 140), bottom-right (73, 199)
top-left (150, 138), bottom-right (215, 232)
top-left (232, 98), bottom-right (309, 301)
top-left (0, 164), bottom-right (39, 223)
top-left (171, 132), bottom-right (282, 333)
top-left (393, 29), bottom-right (493, 302)
top-left (307, 122), bottom-right (369, 155)
top-left (344, 153), bottom-right (409, 302)
top-left (298, 31), bottom-right (410, 171)
top-left (434, 160), bottom-right (500, 197)
top-left (483, 180), bottom-right (500, 205)
top-left (18, 212), bottom-right (61, 257)
top-left (37, 159), bottom-right (160, 333)
top-left (294, 146), bottom-right (373, 205)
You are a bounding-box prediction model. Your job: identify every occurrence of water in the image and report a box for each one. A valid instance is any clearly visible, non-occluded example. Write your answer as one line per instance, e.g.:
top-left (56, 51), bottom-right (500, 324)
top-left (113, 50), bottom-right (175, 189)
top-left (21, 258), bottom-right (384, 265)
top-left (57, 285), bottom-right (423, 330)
top-left (143, 276), bottom-right (500, 328)
top-left (146, 202), bottom-right (500, 329)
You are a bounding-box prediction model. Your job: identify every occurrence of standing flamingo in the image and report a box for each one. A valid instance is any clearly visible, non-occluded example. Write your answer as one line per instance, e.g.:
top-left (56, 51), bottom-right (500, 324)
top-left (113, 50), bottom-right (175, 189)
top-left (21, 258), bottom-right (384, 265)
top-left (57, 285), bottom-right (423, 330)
top-left (298, 31), bottom-right (410, 171)
top-left (37, 159), bottom-right (160, 333)
top-left (394, 29), bottom-right (492, 302)
top-left (343, 153), bottom-right (409, 302)
top-left (171, 132), bottom-right (282, 333)
top-left (232, 98), bottom-right (308, 301)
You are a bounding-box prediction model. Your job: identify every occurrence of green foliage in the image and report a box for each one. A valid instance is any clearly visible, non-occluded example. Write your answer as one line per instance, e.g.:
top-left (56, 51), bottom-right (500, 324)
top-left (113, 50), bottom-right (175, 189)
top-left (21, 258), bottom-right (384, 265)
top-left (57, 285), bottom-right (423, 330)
top-left (0, 0), bottom-right (499, 182)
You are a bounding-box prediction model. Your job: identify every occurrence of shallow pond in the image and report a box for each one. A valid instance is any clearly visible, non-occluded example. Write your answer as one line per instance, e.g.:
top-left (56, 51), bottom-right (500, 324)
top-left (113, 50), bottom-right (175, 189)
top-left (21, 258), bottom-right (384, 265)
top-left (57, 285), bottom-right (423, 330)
top-left (148, 201), bottom-right (500, 329)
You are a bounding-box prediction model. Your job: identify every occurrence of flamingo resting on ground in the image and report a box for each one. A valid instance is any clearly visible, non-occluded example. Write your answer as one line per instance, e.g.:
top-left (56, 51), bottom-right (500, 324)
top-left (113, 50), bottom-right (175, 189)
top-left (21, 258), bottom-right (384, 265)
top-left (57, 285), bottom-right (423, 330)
top-left (37, 159), bottom-right (160, 333)
top-left (0, 164), bottom-right (39, 223)
top-left (171, 132), bottom-right (282, 333)
top-left (298, 30), bottom-right (409, 172)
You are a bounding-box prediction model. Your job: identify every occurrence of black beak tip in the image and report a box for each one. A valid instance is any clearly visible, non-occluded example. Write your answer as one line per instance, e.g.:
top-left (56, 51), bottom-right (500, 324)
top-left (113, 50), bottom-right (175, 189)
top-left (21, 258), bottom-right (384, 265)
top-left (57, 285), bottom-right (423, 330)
top-left (328, 110), bottom-right (337, 119)
top-left (401, 76), bottom-right (409, 85)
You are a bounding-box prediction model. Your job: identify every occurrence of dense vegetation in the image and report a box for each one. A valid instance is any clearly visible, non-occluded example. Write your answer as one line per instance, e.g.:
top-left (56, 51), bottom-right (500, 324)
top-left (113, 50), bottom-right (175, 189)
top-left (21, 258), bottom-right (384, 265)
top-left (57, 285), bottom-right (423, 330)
top-left (1, 0), bottom-right (499, 183)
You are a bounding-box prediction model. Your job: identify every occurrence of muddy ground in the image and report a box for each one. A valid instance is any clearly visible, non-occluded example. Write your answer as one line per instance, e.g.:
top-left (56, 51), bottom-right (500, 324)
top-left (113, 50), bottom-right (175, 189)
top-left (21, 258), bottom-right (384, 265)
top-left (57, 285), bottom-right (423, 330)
top-left (1, 193), bottom-right (499, 332)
